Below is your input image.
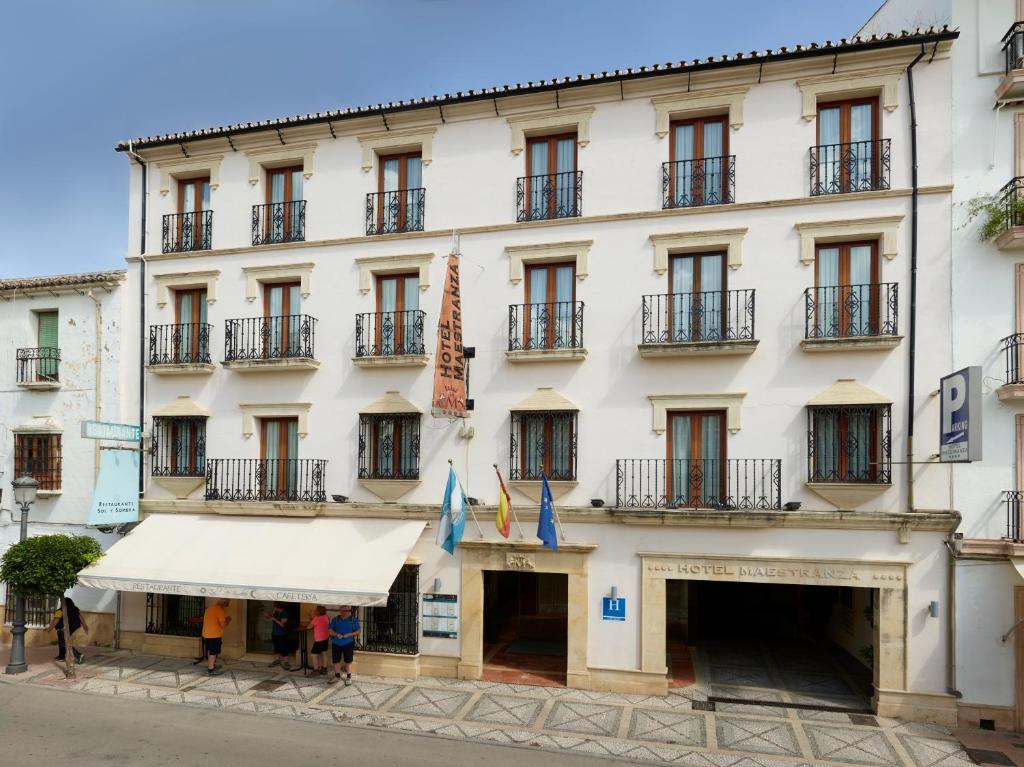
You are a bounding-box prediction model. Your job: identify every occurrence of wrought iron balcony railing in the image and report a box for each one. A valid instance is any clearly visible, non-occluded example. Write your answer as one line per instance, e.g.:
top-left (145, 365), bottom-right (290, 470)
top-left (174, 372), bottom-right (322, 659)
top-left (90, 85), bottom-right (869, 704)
top-left (997, 177), bottom-right (1024, 236)
top-left (615, 458), bottom-right (782, 510)
top-left (366, 188), bottom-right (425, 235)
top-left (1004, 22), bottom-right (1024, 73)
top-left (204, 458), bottom-right (327, 503)
top-left (662, 156), bottom-right (735, 209)
top-left (224, 315), bottom-right (317, 361)
top-left (149, 323), bottom-right (212, 365)
top-left (508, 301), bottom-right (584, 352)
top-left (1005, 491), bottom-right (1024, 543)
top-left (1002, 333), bottom-right (1024, 385)
top-left (16, 347), bottom-right (60, 384)
top-left (252, 200), bottom-right (306, 245)
top-left (162, 211), bottom-right (212, 253)
top-left (355, 310), bottom-right (426, 358)
top-left (809, 138), bottom-right (891, 196)
top-left (516, 171), bottom-right (582, 222)
top-left (804, 283), bottom-right (898, 340)
top-left (641, 289), bottom-right (754, 344)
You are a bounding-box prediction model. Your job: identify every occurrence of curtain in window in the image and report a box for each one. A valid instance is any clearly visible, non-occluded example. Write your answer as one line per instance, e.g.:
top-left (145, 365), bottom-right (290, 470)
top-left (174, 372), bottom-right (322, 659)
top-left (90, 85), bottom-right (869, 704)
top-left (200, 181), bottom-right (210, 211)
top-left (524, 416), bottom-right (544, 479)
top-left (174, 421), bottom-right (193, 475)
top-left (670, 415), bottom-right (691, 506)
top-left (263, 420), bottom-right (280, 497)
top-left (699, 415), bottom-right (722, 505)
top-left (376, 419), bottom-right (395, 478)
top-left (382, 158), bottom-right (400, 231)
top-left (697, 255), bottom-right (723, 341)
top-left (285, 419), bottom-right (298, 496)
top-left (850, 103), bottom-right (874, 190)
top-left (286, 285), bottom-right (301, 354)
top-left (196, 291), bottom-right (208, 359)
top-left (529, 142), bottom-right (548, 218)
top-left (818, 107), bottom-right (841, 192)
top-left (846, 409), bottom-right (872, 481)
top-left (180, 183), bottom-right (196, 250)
top-left (398, 418), bottom-right (418, 478)
top-left (405, 157), bottom-right (422, 230)
top-left (179, 292), bottom-right (194, 359)
top-left (379, 278), bottom-right (398, 355)
top-left (553, 265), bottom-right (574, 348)
top-left (815, 247), bottom-right (840, 338)
top-left (702, 122), bottom-right (724, 204)
top-left (404, 276), bottom-right (420, 352)
top-left (550, 416), bottom-right (571, 479)
top-left (289, 170), bottom-right (303, 235)
top-left (848, 245), bottom-right (873, 336)
top-left (670, 257), bottom-right (694, 342)
top-left (555, 138), bottom-right (575, 216)
top-left (673, 124), bottom-right (695, 206)
top-left (270, 173), bottom-right (286, 240)
top-left (813, 410), bottom-right (840, 481)
top-left (528, 268), bottom-right (548, 350)
top-left (267, 286), bottom-right (284, 356)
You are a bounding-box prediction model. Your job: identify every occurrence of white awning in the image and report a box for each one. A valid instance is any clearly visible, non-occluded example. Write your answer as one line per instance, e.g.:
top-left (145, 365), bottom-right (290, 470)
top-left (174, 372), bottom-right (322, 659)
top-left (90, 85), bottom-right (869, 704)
top-left (78, 514), bottom-right (426, 607)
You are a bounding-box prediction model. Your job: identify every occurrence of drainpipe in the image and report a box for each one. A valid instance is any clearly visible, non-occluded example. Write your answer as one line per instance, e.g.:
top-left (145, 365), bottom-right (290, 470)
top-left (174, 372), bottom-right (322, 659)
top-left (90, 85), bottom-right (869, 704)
top-left (905, 43), bottom-right (925, 514)
top-left (125, 142), bottom-right (147, 497)
top-left (87, 289), bottom-right (102, 479)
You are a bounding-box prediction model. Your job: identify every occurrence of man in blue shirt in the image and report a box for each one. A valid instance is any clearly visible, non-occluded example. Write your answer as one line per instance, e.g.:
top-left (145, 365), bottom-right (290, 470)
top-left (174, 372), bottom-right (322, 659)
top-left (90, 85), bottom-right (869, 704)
top-left (328, 605), bottom-right (361, 685)
top-left (269, 602), bottom-right (291, 671)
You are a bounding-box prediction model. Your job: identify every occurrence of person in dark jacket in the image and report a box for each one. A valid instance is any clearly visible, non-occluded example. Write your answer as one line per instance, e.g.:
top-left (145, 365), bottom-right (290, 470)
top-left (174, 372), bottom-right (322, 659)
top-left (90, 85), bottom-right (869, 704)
top-left (47, 597), bottom-right (89, 664)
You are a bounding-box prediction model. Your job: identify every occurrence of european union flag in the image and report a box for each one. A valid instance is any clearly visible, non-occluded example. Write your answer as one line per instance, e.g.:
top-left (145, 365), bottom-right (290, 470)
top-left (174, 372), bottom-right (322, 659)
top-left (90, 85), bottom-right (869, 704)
top-left (537, 472), bottom-right (558, 551)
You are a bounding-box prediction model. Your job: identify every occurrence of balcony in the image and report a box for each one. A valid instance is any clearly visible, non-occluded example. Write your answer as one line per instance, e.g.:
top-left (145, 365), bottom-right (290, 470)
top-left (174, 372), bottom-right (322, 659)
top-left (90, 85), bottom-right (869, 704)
top-left (162, 211), bottom-right (212, 254)
top-left (252, 201), bottom-right (306, 245)
top-left (802, 283), bottom-right (900, 352)
top-left (662, 156), bottom-right (735, 209)
top-left (1005, 491), bottom-right (1024, 543)
top-left (999, 22), bottom-right (1024, 100)
top-left (365, 189), bottom-right (425, 235)
top-left (998, 333), bottom-right (1024, 401)
top-left (353, 310), bottom-right (428, 368)
top-left (516, 171), bottom-right (582, 222)
top-left (990, 178), bottom-right (1024, 250)
top-left (147, 323), bottom-right (214, 375)
top-left (506, 301), bottom-right (586, 363)
top-left (16, 348), bottom-right (61, 390)
top-left (639, 289), bottom-right (756, 357)
top-left (204, 458), bottom-right (327, 503)
top-left (809, 139), bottom-right (890, 196)
top-left (222, 315), bottom-right (319, 372)
top-left (614, 458), bottom-right (782, 511)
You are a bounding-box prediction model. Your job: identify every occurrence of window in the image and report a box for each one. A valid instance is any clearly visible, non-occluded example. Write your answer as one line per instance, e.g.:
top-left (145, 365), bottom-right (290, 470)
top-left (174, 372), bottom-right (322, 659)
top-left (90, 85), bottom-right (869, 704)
top-left (146, 593), bottom-right (204, 637)
top-left (376, 273), bottom-right (421, 355)
top-left (14, 433), bottom-right (61, 491)
top-left (151, 416), bottom-right (206, 477)
top-left (668, 253), bottom-right (725, 342)
top-left (808, 405), bottom-right (891, 483)
top-left (173, 288), bottom-right (210, 363)
top-left (815, 98), bottom-right (880, 194)
top-left (263, 282), bottom-right (303, 358)
top-left (377, 152), bottom-right (423, 233)
top-left (3, 586), bottom-right (58, 629)
top-left (510, 410), bottom-right (577, 481)
top-left (667, 115), bottom-right (729, 207)
top-left (667, 411), bottom-right (725, 507)
top-left (176, 177), bottom-right (211, 251)
top-left (36, 311), bottom-right (59, 381)
top-left (358, 413), bottom-right (420, 479)
top-left (522, 133), bottom-right (579, 221)
top-left (358, 564), bottom-right (419, 654)
top-left (260, 417), bottom-right (299, 500)
top-left (812, 241), bottom-right (879, 338)
top-left (524, 263), bottom-right (577, 350)
top-left (260, 166), bottom-right (304, 243)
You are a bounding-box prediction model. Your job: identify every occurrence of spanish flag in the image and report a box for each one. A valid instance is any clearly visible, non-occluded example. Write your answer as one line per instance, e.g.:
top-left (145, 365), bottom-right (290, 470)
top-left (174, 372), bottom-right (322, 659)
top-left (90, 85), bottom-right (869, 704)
top-left (494, 465), bottom-right (511, 538)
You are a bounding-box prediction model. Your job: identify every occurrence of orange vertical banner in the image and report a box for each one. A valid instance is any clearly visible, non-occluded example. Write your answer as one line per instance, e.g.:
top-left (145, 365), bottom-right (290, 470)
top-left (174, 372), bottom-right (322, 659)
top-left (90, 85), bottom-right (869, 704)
top-left (432, 252), bottom-right (467, 418)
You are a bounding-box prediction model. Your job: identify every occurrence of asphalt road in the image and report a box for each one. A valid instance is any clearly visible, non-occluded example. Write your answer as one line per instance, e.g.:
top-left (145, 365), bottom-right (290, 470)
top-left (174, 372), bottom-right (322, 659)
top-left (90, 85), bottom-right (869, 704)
top-left (0, 681), bottom-right (632, 766)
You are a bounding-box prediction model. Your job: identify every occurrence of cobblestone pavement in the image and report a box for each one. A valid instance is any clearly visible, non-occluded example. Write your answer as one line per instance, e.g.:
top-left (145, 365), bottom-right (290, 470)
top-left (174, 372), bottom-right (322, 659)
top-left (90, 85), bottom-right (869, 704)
top-left (3, 649), bottom-right (974, 767)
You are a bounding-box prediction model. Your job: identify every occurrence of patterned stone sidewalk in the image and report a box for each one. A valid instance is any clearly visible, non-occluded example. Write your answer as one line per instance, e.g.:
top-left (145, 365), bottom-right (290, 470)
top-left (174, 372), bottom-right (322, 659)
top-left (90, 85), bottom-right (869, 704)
top-left (4, 651), bottom-right (975, 767)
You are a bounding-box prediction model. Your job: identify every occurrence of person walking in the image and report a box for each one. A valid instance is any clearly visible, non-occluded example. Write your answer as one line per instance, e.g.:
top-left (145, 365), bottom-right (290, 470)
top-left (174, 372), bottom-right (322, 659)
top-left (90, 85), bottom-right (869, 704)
top-left (268, 602), bottom-right (292, 670)
top-left (328, 605), bottom-right (360, 686)
top-left (201, 598), bottom-right (231, 676)
top-left (306, 605), bottom-right (329, 674)
top-left (47, 597), bottom-right (88, 664)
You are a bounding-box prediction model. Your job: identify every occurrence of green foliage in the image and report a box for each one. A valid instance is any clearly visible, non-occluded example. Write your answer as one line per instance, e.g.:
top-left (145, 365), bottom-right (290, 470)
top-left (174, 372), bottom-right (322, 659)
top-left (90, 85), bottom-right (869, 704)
top-left (858, 644), bottom-right (874, 669)
top-left (0, 535), bottom-right (102, 597)
top-left (965, 192), bottom-right (1024, 241)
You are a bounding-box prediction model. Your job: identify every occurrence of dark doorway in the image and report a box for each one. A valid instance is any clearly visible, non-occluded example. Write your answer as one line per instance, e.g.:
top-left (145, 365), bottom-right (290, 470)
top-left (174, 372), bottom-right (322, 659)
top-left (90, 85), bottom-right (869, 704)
top-left (245, 600), bottom-right (299, 655)
top-left (482, 571), bottom-right (567, 686)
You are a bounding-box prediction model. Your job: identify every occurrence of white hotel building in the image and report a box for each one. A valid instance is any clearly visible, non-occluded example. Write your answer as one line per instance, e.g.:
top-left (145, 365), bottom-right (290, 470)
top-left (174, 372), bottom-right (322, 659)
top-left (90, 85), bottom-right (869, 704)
top-left (84, 26), bottom-right (962, 724)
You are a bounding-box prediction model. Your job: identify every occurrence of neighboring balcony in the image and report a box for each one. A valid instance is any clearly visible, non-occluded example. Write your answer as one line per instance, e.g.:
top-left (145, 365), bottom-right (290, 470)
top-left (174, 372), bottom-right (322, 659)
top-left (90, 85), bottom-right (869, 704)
top-left (638, 289), bottom-right (756, 357)
top-left (1005, 491), bottom-right (1024, 543)
top-left (998, 22), bottom-right (1024, 101)
top-left (252, 201), bottom-right (306, 245)
top-left (204, 458), bottom-right (327, 503)
top-left (147, 323), bottom-right (215, 375)
top-left (614, 458), bottom-right (782, 511)
top-left (353, 310), bottom-right (428, 368)
top-left (998, 333), bottom-right (1024, 401)
top-left (516, 171), bottom-right (582, 222)
top-left (809, 139), bottom-right (890, 196)
top-left (991, 178), bottom-right (1024, 250)
top-left (366, 189), bottom-right (425, 235)
top-left (222, 315), bottom-right (319, 372)
top-left (802, 283), bottom-right (900, 352)
top-left (661, 156), bottom-right (735, 209)
top-left (506, 301), bottom-right (586, 363)
top-left (162, 211), bottom-right (212, 254)
top-left (16, 348), bottom-right (61, 390)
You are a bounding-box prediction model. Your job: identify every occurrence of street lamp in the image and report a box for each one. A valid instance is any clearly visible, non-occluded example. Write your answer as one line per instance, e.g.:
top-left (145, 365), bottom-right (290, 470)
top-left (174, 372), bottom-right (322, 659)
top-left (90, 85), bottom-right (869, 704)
top-left (6, 476), bottom-right (38, 674)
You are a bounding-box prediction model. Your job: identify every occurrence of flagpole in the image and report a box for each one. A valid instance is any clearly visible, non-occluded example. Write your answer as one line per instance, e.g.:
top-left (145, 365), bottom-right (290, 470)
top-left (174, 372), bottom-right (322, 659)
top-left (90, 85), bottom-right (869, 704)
top-left (552, 505), bottom-right (567, 542)
top-left (451, 458), bottom-right (484, 538)
top-left (494, 464), bottom-right (525, 539)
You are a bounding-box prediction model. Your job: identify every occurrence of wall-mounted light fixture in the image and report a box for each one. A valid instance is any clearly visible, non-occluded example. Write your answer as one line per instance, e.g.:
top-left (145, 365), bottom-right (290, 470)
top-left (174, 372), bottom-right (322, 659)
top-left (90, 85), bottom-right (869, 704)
top-left (433, 577), bottom-right (442, 593)
top-left (610, 586), bottom-right (618, 600)
top-left (928, 601), bottom-right (939, 618)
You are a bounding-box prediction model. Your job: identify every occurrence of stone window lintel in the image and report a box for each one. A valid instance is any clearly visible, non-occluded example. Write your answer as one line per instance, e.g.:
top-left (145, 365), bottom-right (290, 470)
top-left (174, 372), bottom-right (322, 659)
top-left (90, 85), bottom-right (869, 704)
top-left (157, 155), bottom-right (224, 197)
top-left (506, 107), bottom-right (595, 156)
top-left (246, 143), bottom-right (317, 185)
top-left (647, 393), bottom-right (746, 434)
top-left (154, 270), bottom-right (221, 308)
top-left (355, 253), bottom-right (434, 294)
top-left (239, 403), bottom-right (312, 439)
top-left (242, 263), bottom-right (314, 302)
top-left (357, 127), bottom-right (437, 173)
top-left (505, 240), bottom-right (593, 285)
top-left (796, 65), bottom-right (904, 121)
top-left (794, 216), bottom-right (903, 265)
top-left (649, 229), bottom-right (747, 275)
top-left (651, 85), bottom-right (750, 138)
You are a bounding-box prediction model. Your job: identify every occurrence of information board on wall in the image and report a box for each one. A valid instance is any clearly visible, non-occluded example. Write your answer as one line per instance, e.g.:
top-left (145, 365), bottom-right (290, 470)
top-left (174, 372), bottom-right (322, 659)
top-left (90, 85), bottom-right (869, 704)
top-left (422, 593), bottom-right (458, 638)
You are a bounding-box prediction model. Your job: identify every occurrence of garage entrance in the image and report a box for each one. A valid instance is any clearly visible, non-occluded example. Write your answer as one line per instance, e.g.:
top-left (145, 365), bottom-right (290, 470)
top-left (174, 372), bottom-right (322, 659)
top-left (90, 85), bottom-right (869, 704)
top-left (482, 571), bottom-right (567, 686)
top-left (669, 580), bottom-right (875, 710)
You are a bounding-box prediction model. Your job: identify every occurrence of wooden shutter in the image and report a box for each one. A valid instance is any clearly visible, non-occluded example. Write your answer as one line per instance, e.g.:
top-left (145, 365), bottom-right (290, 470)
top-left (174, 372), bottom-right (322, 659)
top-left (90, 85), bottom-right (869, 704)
top-left (37, 311), bottom-right (58, 349)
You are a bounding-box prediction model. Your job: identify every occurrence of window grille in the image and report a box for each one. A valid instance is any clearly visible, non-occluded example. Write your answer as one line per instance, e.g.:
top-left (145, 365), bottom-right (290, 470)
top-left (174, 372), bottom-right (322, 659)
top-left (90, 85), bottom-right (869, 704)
top-left (3, 586), bottom-right (59, 628)
top-left (509, 410), bottom-right (578, 481)
top-left (807, 405), bottom-right (891, 484)
top-left (14, 433), bottom-right (62, 490)
top-left (145, 593), bottom-right (205, 637)
top-left (358, 414), bottom-right (420, 480)
top-left (358, 564), bottom-right (419, 655)
top-left (151, 416), bottom-right (207, 477)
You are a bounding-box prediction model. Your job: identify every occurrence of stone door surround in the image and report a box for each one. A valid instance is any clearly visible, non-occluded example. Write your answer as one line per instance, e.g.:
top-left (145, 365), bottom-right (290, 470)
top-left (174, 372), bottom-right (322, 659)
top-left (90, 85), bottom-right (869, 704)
top-left (458, 540), bottom-right (595, 690)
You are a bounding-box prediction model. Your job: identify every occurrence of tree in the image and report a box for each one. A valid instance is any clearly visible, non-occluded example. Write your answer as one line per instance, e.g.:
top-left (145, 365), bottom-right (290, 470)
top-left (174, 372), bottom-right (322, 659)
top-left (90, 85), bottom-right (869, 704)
top-left (1, 535), bottom-right (102, 678)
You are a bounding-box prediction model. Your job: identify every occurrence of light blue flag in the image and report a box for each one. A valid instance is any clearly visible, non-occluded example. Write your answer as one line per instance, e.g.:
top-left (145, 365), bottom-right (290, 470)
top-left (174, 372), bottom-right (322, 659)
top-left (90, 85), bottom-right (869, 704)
top-left (436, 465), bottom-right (467, 555)
top-left (537, 472), bottom-right (558, 551)
top-left (89, 449), bottom-right (140, 526)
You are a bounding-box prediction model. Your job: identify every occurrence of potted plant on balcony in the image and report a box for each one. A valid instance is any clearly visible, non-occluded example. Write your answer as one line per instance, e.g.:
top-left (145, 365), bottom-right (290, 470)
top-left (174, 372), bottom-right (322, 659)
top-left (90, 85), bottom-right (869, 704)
top-left (965, 192), bottom-right (1024, 241)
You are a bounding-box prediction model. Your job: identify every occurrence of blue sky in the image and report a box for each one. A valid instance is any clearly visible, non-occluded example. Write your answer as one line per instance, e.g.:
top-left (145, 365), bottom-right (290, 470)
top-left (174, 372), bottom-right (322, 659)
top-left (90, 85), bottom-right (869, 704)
top-left (0, 0), bottom-right (883, 277)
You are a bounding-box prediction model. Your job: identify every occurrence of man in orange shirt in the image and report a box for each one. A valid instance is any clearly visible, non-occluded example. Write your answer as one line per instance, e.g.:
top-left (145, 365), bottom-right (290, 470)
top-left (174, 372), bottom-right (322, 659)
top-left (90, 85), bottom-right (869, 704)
top-left (201, 598), bottom-right (231, 675)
